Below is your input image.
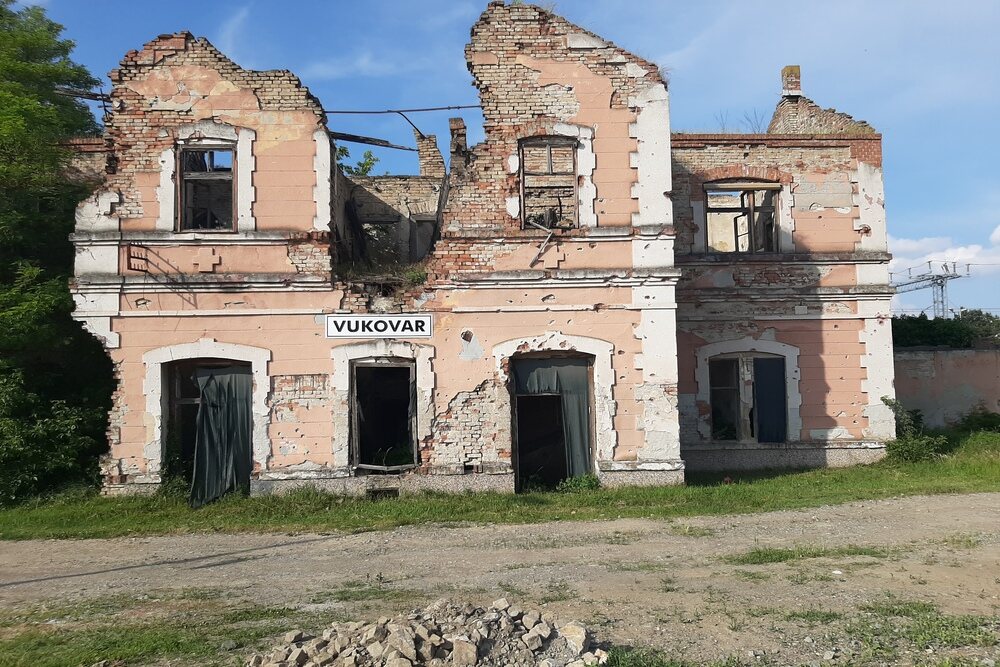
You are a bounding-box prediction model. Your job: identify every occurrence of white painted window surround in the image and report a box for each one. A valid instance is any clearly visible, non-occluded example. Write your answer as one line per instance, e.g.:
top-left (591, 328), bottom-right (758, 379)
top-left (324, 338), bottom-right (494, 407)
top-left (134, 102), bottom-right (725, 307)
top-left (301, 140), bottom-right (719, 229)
top-left (506, 123), bottom-right (597, 228)
top-left (695, 338), bottom-right (802, 442)
top-left (155, 120), bottom-right (256, 232)
top-left (330, 341), bottom-right (436, 469)
top-left (142, 339), bottom-right (272, 479)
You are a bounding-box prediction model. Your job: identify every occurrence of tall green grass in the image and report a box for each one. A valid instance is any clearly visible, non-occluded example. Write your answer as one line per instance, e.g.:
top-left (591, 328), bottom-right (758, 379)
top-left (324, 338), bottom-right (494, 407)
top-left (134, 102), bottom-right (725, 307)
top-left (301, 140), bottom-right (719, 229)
top-left (0, 430), bottom-right (997, 541)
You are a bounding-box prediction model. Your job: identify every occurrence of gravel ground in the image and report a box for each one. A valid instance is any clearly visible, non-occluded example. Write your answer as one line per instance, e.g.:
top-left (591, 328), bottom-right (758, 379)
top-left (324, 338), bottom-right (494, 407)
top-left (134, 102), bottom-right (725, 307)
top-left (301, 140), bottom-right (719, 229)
top-left (1, 492), bottom-right (998, 664)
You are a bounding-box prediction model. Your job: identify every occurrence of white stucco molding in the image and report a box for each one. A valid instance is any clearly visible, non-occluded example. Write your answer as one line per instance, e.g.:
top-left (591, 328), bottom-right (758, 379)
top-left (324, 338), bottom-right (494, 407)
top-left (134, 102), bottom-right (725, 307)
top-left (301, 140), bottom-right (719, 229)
top-left (492, 331), bottom-right (617, 464)
top-left (313, 130), bottom-right (332, 231)
top-left (72, 290), bottom-right (120, 348)
top-left (156, 120), bottom-right (256, 232)
top-left (858, 299), bottom-right (896, 440)
top-left (628, 83), bottom-right (673, 227)
top-left (694, 337), bottom-right (803, 442)
top-left (330, 340), bottom-right (436, 468)
top-left (853, 162), bottom-right (888, 252)
top-left (142, 339), bottom-right (272, 477)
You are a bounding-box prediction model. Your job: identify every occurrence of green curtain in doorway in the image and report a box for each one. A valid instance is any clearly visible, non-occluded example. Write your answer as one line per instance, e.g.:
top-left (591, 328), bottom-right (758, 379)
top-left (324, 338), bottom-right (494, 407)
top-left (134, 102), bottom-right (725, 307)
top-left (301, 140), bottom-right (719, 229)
top-left (512, 358), bottom-right (591, 478)
top-left (189, 366), bottom-right (253, 508)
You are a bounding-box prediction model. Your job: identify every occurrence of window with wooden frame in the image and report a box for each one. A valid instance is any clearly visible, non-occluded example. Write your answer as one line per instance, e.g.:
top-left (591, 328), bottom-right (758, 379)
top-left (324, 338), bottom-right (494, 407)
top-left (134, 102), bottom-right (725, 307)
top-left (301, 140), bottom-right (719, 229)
top-left (704, 181), bottom-right (780, 253)
top-left (520, 137), bottom-right (578, 230)
top-left (709, 354), bottom-right (787, 443)
top-left (350, 358), bottom-right (418, 471)
top-left (177, 146), bottom-right (235, 231)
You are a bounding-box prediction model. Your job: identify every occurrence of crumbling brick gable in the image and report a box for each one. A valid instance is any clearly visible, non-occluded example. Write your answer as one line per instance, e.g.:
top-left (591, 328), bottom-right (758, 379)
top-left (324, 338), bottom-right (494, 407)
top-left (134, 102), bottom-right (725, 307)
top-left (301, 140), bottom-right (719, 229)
top-left (438, 0), bottom-right (665, 244)
top-left (102, 32), bottom-right (327, 226)
top-left (768, 97), bottom-right (877, 135)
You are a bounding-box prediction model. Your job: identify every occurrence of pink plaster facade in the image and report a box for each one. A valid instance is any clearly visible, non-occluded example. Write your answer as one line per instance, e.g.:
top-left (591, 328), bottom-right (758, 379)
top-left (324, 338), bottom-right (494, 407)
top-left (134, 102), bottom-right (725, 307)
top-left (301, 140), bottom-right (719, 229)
top-left (894, 350), bottom-right (1000, 428)
top-left (71, 4), bottom-right (894, 495)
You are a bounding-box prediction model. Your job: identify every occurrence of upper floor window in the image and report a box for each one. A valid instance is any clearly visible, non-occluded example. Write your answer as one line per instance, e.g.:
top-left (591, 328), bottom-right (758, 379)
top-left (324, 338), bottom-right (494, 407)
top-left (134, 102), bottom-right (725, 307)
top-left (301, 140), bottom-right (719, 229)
top-left (520, 137), bottom-right (577, 230)
top-left (705, 182), bottom-right (780, 253)
top-left (178, 146), bottom-right (234, 231)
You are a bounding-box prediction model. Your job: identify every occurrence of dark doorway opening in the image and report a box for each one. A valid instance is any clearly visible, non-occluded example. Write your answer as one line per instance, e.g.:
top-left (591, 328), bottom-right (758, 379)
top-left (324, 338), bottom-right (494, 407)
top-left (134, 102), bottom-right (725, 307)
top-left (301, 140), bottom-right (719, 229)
top-left (515, 394), bottom-right (567, 489)
top-left (753, 357), bottom-right (787, 443)
top-left (511, 356), bottom-right (592, 492)
top-left (165, 359), bottom-right (252, 507)
top-left (352, 361), bottom-right (417, 471)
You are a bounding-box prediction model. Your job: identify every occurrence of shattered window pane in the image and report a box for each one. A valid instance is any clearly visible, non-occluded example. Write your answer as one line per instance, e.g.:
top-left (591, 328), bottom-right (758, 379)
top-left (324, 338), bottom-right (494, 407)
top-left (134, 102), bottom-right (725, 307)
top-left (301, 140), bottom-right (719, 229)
top-left (179, 148), bottom-right (234, 231)
top-left (521, 138), bottom-right (577, 229)
top-left (705, 185), bottom-right (777, 253)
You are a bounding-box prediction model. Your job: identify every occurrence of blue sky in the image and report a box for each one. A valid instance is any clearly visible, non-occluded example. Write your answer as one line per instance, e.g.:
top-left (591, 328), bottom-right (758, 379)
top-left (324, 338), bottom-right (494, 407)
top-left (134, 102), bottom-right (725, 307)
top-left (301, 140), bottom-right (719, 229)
top-left (33, 0), bottom-right (1000, 315)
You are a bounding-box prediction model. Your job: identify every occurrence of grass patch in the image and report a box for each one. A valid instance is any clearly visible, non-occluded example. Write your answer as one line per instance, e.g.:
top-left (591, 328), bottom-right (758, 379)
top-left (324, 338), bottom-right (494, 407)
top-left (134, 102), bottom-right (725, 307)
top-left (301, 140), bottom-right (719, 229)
top-left (847, 596), bottom-right (998, 657)
top-left (2, 430), bottom-right (998, 541)
top-left (724, 544), bottom-right (892, 565)
top-left (310, 578), bottom-right (419, 604)
top-left (537, 579), bottom-right (577, 603)
top-left (607, 648), bottom-right (747, 667)
top-left (0, 590), bottom-right (330, 667)
top-left (603, 559), bottom-right (670, 572)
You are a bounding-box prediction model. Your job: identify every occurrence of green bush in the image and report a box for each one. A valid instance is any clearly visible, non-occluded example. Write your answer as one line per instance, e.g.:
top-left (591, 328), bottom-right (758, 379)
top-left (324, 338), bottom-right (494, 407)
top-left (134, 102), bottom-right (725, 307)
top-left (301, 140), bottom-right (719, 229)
top-left (882, 396), bottom-right (924, 439)
top-left (956, 406), bottom-right (1000, 433)
top-left (556, 473), bottom-right (601, 492)
top-left (886, 434), bottom-right (950, 463)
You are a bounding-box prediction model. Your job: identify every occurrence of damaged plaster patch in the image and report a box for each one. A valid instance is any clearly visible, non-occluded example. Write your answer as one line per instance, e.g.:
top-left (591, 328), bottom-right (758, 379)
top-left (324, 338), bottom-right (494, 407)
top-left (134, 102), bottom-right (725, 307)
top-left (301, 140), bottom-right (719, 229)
top-left (459, 331), bottom-right (484, 361)
top-left (505, 196), bottom-right (520, 219)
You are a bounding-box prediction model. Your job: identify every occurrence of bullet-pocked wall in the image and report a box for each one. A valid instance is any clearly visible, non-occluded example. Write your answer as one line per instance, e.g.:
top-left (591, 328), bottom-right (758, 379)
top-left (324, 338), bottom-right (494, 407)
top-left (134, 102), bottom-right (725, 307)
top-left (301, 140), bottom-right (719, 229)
top-left (71, 7), bottom-right (894, 495)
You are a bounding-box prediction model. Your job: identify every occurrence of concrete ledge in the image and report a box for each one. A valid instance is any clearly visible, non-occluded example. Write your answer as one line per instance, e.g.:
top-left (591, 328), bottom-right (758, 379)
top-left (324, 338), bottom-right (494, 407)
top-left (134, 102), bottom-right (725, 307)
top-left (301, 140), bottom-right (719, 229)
top-left (598, 469), bottom-right (684, 488)
top-left (683, 443), bottom-right (886, 472)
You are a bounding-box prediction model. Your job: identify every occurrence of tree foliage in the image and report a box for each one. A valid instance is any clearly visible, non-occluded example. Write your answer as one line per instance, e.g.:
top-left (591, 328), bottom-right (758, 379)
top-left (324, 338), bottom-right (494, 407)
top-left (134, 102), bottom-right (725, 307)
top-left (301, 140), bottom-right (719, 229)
top-left (0, 0), bottom-right (113, 505)
top-left (892, 310), bottom-right (1000, 349)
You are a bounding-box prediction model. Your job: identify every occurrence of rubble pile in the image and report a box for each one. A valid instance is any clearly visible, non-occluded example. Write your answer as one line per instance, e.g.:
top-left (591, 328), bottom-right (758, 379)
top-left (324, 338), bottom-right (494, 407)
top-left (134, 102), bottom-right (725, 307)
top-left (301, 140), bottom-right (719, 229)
top-left (245, 598), bottom-right (609, 667)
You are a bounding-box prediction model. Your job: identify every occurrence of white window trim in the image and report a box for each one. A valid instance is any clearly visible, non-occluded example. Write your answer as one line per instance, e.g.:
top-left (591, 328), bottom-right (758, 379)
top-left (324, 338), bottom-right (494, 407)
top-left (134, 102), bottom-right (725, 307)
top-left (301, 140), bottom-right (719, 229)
top-left (507, 123), bottom-right (597, 228)
top-left (142, 339), bottom-right (272, 478)
top-left (330, 341), bottom-right (436, 469)
top-left (156, 120), bottom-right (256, 232)
top-left (695, 337), bottom-right (802, 442)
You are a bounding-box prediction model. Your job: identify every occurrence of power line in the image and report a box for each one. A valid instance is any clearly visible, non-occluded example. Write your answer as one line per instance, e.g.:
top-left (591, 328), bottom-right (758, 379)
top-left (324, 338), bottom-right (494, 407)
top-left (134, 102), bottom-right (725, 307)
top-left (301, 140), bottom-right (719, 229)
top-left (323, 104), bottom-right (480, 114)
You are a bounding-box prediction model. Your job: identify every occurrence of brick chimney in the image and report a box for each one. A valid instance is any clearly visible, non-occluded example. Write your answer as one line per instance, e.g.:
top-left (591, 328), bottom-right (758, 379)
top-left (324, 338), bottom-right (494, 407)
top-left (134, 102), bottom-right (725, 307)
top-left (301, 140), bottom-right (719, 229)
top-left (413, 130), bottom-right (445, 178)
top-left (448, 117), bottom-right (469, 178)
top-left (781, 65), bottom-right (802, 97)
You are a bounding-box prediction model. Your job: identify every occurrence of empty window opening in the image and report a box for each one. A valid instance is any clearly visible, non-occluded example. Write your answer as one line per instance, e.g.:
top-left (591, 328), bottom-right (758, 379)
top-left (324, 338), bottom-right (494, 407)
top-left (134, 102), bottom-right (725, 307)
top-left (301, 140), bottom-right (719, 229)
top-left (178, 147), bottom-right (234, 231)
top-left (516, 395), bottom-right (567, 489)
top-left (705, 182), bottom-right (779, 253)
top-left (709, 355), bottom-right (787, 443)
top-left (165, 359), bottom-right (252, 506)
top-left (352, 361), bottom-right (417, 471)
top-left (512, 357), bottom-right (592, 492)
top-left (520, 137), bottom-right (578, 229)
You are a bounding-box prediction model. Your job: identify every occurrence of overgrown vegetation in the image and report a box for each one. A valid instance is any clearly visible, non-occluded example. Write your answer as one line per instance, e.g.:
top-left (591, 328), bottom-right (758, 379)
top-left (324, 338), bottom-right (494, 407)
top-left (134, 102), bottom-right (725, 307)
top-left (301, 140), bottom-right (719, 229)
top-left (882, 396), bottom-right (950, 462)
top-left (2, 427), bottom-right (999, 540)
top-left (892, 310), bottom-right (1000, 348)
top-left (724, 544), bottom-right (893, 565)
top-left (0, 0), bottom-right (114, 506)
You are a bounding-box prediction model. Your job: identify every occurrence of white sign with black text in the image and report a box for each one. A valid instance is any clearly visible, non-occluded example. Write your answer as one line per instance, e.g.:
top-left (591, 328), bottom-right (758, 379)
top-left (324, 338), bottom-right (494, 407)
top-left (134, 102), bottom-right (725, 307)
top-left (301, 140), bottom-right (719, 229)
top-left (325, 314), bottom-right (434, 339)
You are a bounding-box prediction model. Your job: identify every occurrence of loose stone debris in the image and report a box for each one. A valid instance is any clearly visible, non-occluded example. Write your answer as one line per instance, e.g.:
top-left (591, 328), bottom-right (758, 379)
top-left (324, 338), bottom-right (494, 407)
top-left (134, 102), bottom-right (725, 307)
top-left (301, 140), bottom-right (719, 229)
top-left (244, 598), bottom-right (609, 667)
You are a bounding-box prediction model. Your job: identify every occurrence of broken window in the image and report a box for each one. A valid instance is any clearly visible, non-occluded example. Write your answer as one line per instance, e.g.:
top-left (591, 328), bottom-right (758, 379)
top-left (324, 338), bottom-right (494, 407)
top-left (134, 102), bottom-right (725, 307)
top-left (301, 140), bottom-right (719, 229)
top-left (351, 359), bottom-right (417, 470)
top-left (709, 354), bottom-right (787, 443)
top-left (520, 137), bottom-right (578, 229)
top-left (704, 182), bottom-right (779, 253)
top-left (178, 147), bottom-right (234, 231)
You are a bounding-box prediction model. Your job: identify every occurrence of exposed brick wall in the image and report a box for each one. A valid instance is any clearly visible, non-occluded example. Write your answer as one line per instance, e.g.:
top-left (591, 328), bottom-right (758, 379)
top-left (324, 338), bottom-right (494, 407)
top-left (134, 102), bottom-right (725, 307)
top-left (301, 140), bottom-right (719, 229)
top-left (423, 380), bottom-right (509, 472)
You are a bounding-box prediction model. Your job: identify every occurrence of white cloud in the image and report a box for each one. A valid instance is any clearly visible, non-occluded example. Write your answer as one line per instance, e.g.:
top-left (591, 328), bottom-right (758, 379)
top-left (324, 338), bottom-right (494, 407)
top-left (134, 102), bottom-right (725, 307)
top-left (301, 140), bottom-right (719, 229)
top-left (216, 6), bottom-right (250, 61)
top-left (302, 52), bottom-right (432, 81)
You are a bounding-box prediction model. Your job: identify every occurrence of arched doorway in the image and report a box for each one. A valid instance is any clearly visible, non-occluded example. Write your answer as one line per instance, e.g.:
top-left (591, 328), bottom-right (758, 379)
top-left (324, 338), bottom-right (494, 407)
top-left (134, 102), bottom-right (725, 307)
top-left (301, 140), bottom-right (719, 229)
top-left (165, 358), bottom-right (252, 506)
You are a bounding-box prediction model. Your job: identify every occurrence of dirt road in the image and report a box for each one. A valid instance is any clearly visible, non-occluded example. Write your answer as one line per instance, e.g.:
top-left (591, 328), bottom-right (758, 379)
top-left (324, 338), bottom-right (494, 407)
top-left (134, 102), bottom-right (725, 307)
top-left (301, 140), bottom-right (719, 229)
top-left (2, 493), bottom-right (998, 664)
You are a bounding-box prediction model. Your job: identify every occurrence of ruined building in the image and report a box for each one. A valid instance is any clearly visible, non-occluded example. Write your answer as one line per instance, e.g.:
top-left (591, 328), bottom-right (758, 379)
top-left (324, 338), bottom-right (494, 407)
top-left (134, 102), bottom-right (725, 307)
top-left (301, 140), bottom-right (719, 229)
top-left (70, 2), bottom-right (894, 500)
